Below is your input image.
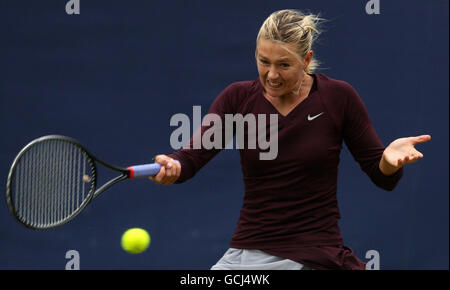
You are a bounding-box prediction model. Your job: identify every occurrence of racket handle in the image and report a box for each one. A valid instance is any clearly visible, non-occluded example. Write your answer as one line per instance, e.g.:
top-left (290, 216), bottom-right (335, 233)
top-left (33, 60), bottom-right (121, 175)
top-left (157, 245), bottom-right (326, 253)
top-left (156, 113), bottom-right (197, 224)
top-left (127, 161), bottom-right (179, 179)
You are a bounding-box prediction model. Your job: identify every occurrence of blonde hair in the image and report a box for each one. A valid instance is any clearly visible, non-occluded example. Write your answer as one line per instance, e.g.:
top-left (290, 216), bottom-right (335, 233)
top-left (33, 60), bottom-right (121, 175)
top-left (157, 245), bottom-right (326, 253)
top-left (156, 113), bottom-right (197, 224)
top-left (256, 9), bottom-right (325, 73)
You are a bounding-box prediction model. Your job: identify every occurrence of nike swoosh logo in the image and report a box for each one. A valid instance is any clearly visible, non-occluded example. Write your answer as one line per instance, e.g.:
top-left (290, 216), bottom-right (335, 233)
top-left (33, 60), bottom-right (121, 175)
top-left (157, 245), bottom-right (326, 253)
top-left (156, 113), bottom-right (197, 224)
top-left (307, 112), bottom-right (324, 121)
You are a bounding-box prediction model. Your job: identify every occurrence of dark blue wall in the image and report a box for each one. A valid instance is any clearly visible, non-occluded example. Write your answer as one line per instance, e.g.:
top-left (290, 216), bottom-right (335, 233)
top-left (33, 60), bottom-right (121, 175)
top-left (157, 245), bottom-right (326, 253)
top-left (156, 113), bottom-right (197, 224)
top-left (0, 0), bottom-right (448, 269)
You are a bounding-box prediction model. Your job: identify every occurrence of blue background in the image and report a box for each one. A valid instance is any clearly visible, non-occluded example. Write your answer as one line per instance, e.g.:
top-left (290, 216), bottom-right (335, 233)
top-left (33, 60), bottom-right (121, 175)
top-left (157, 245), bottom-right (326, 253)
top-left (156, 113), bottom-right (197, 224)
top-left (0, 0), bottom-right (448, 270)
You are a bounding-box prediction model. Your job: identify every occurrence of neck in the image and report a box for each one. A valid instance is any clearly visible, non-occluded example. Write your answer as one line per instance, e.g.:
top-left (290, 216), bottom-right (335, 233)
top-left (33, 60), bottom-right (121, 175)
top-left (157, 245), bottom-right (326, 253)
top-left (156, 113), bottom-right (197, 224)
top-left (275, 73), bottom-right (311, 104)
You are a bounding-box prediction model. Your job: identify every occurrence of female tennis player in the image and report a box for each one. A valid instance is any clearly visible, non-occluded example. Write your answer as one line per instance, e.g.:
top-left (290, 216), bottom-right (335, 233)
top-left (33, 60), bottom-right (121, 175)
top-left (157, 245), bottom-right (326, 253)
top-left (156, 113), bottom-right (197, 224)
top-left (148, 9), bottom-right (431, 270)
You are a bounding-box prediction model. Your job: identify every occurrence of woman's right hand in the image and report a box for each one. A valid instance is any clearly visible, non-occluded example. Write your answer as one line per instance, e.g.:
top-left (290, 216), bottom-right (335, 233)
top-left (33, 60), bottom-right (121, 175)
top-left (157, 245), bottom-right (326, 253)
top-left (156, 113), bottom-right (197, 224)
top-left (148, 154), bottom-right (181, 185)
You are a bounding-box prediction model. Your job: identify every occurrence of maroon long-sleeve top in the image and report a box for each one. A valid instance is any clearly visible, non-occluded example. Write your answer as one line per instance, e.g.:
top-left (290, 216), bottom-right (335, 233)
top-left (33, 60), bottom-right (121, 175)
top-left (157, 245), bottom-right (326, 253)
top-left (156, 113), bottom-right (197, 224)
top-left (168, 73), bottom-right (403, 270)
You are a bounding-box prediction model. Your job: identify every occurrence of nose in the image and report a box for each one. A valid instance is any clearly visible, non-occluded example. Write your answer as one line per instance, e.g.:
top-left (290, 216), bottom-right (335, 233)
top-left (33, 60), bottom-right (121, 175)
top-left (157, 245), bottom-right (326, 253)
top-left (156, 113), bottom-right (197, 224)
top-left (267, 66), bottom-right (279, 80)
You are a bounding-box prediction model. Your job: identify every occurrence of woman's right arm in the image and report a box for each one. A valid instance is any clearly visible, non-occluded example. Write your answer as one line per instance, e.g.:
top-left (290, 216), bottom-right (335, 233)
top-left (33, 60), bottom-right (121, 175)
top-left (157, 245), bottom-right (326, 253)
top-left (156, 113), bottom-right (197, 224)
top-left (148, 82), bottom-right (247, 186)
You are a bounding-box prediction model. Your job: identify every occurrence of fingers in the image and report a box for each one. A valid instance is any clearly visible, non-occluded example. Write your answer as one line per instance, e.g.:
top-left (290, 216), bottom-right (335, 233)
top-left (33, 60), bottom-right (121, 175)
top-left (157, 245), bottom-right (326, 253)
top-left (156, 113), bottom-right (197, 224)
top-left (397, 152), bottom-right (423, 167)
top-left (411, 134), bottom-right (432, 145)
top-left (148, 155), bottom-right (181, 185)
top-left (149, 165), bottom-right (166, 184)
top-left (161, 160), bottom-right (179, 185)
top-left (411, 148), bottom-right (424, 158)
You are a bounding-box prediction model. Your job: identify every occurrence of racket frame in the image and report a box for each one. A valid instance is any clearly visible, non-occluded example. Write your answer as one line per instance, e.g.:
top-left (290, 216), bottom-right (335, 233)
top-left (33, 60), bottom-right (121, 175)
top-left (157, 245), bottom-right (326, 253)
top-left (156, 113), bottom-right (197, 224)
top-left (6, 135), bottom-right (131, 229)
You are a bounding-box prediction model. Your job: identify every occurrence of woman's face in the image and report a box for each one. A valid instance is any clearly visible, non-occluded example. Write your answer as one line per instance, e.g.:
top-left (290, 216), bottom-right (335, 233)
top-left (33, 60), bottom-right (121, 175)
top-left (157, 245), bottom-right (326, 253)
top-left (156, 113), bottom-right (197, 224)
top-left (256, 38), bottom-right (308, 98)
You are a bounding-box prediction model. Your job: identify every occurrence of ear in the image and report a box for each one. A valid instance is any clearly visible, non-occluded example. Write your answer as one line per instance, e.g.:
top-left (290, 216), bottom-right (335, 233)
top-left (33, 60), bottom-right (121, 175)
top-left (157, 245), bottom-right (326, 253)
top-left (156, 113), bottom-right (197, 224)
top-left (304, 50), bottom-right (314, 69)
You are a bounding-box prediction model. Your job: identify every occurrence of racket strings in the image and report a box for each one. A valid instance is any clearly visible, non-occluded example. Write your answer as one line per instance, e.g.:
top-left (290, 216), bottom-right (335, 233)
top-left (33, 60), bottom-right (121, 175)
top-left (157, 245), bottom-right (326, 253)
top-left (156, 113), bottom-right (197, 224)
top-left (10, 140), bottom-right (95, 228)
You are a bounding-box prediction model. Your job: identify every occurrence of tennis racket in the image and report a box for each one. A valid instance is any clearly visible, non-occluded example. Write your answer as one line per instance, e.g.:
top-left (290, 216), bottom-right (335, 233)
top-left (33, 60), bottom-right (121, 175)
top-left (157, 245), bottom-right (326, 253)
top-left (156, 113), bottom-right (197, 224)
top-left (6, 135), bottom-right (172, 230)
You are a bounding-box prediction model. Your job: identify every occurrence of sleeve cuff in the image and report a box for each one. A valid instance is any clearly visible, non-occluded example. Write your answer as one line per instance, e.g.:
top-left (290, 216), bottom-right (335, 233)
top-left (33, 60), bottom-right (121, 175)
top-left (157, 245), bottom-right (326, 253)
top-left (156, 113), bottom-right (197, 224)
top-left (372, 164), bottom-right (404, 191)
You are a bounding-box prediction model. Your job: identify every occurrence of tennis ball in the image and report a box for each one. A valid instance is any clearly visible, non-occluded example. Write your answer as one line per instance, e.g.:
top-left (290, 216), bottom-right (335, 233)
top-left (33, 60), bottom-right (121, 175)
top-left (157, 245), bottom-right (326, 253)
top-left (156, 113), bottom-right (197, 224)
top-left (121, 228), bottom-right (151, 254)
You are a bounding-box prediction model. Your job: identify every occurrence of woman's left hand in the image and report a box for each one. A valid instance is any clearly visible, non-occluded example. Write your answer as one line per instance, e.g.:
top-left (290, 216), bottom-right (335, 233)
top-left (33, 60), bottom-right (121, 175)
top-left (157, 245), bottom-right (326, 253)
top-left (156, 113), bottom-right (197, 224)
top-left (379, 134), bottom-right (431, 175)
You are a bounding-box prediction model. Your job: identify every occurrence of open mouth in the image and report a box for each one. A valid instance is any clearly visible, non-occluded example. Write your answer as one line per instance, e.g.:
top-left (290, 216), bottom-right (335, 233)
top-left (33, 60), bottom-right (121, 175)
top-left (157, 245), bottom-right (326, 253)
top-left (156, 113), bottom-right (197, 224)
top-left (267, 80), bottom-right (282, 89)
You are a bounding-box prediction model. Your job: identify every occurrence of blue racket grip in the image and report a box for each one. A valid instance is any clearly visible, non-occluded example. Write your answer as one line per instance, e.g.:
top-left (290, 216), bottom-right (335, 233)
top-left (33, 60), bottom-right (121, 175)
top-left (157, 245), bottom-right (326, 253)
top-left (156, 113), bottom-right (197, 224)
top-left (127, 160), bottom-right (179, 179)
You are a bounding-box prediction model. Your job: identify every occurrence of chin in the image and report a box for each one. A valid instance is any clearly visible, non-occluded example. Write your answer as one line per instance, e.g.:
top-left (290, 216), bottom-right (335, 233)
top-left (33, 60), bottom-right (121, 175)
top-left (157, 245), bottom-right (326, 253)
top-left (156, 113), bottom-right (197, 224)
top-left (265, 87), bottom-right (285, 98)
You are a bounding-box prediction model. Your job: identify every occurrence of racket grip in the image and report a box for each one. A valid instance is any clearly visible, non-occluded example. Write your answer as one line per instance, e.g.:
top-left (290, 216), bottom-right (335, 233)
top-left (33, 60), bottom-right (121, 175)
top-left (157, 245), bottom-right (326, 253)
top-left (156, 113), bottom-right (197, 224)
top-left (127, 160), bottom-right (180, 179)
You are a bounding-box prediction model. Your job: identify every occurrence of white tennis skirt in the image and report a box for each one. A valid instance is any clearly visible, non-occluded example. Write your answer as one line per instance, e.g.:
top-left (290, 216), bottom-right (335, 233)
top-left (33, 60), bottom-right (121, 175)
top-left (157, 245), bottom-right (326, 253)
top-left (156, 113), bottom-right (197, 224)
top-left (210, 248), bottom-right (313, 270)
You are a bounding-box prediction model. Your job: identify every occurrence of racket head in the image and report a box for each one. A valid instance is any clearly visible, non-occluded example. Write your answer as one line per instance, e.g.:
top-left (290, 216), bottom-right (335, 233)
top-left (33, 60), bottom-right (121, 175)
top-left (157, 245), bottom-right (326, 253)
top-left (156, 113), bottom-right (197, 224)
top-left (6, 135), bottom-right (97, 229)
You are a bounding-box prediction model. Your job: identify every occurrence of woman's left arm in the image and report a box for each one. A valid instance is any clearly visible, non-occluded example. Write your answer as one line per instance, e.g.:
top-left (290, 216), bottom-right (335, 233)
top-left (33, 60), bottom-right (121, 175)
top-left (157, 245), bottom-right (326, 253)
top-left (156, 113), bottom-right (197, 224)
top-left (379, 135), bottom-right (432, 176)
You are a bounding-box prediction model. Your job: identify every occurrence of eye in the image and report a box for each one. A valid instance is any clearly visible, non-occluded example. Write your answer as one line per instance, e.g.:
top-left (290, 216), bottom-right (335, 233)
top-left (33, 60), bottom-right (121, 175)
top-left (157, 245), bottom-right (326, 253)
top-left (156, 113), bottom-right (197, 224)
top-left (280, 63), bottom-right (290, 68)
top-left (259, 59), bottom-right (269, 65)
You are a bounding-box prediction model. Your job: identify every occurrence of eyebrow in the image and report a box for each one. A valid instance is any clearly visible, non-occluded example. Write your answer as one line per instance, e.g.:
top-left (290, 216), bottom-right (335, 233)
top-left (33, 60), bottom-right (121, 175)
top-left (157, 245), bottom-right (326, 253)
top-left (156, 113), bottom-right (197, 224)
top-left (258, 54), bottom-right (293, 62)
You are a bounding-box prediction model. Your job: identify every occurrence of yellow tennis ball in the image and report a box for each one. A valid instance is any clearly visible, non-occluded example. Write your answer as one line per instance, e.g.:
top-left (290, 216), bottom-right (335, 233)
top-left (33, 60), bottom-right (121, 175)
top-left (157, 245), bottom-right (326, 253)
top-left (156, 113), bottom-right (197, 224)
top-left (121, 228), bottom-right (151, 254)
